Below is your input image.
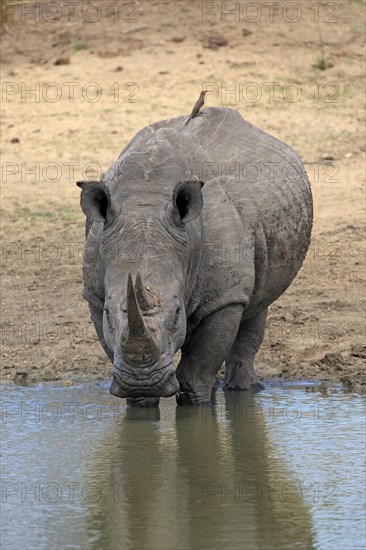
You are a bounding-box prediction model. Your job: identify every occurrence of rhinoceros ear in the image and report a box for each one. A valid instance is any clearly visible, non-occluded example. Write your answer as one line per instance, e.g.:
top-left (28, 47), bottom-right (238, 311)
top-left (173, 180), bottom-right (205, 223)
top-left (76, 181), bottom-right (110, 222)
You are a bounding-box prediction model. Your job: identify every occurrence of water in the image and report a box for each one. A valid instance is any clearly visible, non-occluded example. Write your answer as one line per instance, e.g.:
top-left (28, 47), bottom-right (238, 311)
top-left (1, 382), bottom-right (365, 550)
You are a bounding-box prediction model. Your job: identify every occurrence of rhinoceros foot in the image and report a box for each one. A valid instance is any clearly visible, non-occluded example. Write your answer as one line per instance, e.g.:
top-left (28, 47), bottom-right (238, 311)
top-left (224, 381), bottom-right (264, 392)
top-left (223, 361), bottom-right (264, 392)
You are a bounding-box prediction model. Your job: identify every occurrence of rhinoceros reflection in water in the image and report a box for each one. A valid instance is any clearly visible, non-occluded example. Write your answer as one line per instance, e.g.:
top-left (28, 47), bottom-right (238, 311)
top-left (86, 393), bottom-right (315, 550)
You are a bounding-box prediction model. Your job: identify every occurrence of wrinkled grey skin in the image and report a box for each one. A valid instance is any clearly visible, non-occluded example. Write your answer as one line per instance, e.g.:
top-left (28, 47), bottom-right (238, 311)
top-left (77, 107), bottom-right (312, 406)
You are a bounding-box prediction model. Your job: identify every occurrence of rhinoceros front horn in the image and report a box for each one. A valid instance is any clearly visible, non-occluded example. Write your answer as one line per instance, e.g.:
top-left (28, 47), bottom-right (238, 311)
top-left (121, 273), bottom-right (161, 365)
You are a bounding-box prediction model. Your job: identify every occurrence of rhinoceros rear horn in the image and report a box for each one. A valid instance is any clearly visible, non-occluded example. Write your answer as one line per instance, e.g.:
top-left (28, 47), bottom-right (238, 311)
top-left (135, 271), bottom-right (157, 311)
top-left (121, 274), bottom-right (161, 365)
top-left (76, 181), bottom-right (110, 222)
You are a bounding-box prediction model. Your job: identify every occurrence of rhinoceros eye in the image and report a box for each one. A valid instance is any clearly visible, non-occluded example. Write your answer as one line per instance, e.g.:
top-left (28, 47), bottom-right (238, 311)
top-left (104, 307), bottom-right (114, 333)
top-left (173, 307), bottom-right (181, 330)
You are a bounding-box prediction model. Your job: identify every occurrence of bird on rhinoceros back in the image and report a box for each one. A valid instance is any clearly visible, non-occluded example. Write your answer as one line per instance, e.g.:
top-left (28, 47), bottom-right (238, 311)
top-left (76, 105), bottom-right (313, 408)
top-left (185, 89), bottom-right (208, 125)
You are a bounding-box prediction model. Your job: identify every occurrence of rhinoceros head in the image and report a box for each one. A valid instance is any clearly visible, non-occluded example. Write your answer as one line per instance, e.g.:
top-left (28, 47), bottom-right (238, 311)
top-left (77, 131), bottom-right (205, 399)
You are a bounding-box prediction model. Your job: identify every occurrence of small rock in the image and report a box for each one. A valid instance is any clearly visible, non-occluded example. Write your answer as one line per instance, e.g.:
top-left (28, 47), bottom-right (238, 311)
top-left (54, 57), bottom-right (70, 66)
top-left (203, 33), bottom-right (229, 50)
top-left (242, 29), bottom-right (253, 37)
top-left (322, 155), bottom-right (335, 160)
top-left (171, 36), bottom-right (186, 43)
top-left (319, 382), bottom-right (328, 395)
top-left (341, 377), bottom-right (354, 389)
top-left (57, 30), bottom-right (72, 46)
top-left (63, 380), bottom-right (72, 386)
top-left (98, 51), bottom-right (118, 58)
top-left (114, 65), bottom-right (123, 72)
top-left (13, 371), bottom-right (28, 383)
top-left (11, 137), bottom-right (20, 143)
top-left (158, 71), bottom-right (170, 75)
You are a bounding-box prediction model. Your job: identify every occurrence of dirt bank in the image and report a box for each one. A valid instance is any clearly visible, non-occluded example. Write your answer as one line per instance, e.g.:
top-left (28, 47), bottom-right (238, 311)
top-left (1, 1), bottom-right (365, 390)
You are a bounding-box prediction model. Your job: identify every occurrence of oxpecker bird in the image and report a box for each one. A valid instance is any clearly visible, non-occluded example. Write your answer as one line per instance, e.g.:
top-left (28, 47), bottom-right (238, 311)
top-left (185, 90), bottom-right (208, 126)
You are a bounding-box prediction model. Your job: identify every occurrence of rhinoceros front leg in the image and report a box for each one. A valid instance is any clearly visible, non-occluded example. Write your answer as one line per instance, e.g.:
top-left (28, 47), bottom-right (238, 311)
top-left (88, 301), bottom-right (114, 363)
top-left (223, 309), bottom-right (267, 392)
top-left (176, 304), bottom-right (244, 404)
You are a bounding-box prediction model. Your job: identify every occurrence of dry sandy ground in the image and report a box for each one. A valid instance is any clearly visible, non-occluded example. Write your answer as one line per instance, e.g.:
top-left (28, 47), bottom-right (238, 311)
top-left (1, 0), bottom-right (365, 391)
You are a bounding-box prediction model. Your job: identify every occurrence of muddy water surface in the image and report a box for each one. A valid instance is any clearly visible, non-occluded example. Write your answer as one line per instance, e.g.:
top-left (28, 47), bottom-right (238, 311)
top-left (1, 383), bottom-right (365, 550)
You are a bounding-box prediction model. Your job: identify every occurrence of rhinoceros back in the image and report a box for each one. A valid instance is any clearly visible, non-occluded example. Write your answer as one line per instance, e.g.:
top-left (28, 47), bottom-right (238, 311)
top-left (111, 107), bottom-right (312, 318)
top-left (186, 108), bottom-right (313, 315)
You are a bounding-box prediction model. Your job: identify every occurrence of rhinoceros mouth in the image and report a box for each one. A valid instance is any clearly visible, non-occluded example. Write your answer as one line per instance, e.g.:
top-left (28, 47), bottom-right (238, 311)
top-left (110, 362), bottom-right (179, 399)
